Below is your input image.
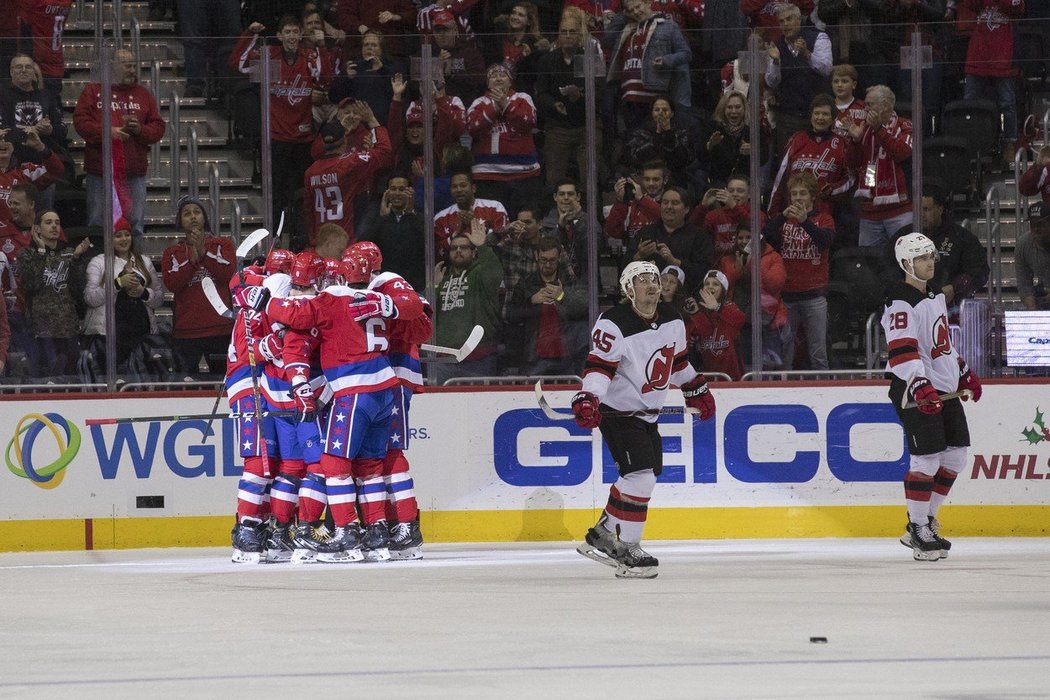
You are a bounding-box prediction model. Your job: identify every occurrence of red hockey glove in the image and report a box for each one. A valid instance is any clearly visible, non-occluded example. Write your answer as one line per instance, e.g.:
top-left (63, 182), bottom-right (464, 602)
top-left (908, 376), bottom-right (943, 415)
top-left (256, 333), bottom-right (283, 365)
top-left (957, 357), bottom-right (982, 402)
top-left (348, 290), bottom-right (398, 322)
top-left (291, 379), bottom-right (316, 423)
top-left (682, 376), bottom-right (715, 421)
top-left (231, 285), bottom-right (270, 312)
top-left (571, 391), bottom-right (602, 429)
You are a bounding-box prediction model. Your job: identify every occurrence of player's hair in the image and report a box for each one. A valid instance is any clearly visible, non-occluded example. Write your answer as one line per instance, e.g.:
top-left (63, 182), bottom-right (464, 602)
top-left (316, 223), bottom-right (349, 250)
top-left (831, 63), bottom-right (858, 82)
top-left (786, 172), bottom-right (819, 198)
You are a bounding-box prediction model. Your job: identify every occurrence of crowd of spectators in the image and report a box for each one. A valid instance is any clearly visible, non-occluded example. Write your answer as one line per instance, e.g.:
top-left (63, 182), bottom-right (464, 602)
top-left (0, 0), bottom-right (1047, 385)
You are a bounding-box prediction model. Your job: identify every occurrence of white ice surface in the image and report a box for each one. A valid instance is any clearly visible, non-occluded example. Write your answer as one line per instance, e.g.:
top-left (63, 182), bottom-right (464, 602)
top-left (1, 538), bottom-right (1049, 699)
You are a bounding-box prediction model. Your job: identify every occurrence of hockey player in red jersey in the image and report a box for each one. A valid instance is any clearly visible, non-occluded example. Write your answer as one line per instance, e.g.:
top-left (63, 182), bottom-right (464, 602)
top-left (233, 250), bottom-right (424, 562)
top-left (226, 252), bottom-right (292, 564)
top-left (882, 233), bottom-right (983, 561)
top-left (350, 240), bottom-right (432, 559)
top-left (572, 261), bottom-right (716, 578)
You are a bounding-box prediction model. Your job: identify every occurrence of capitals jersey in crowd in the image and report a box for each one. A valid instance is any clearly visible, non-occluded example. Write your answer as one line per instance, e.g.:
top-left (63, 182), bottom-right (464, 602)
top-left (582, 302), bottom-right (698, 423)
top-left (231, 33), bottom-right (318, 143)
top-left (465, 92), bottom-right (540, 181)
top-left (882, 282), bottom-right (960, 394)
top-left (16, 0), bottom-right (72, 80)
top-left (433, 199), bottom-right (507, 257)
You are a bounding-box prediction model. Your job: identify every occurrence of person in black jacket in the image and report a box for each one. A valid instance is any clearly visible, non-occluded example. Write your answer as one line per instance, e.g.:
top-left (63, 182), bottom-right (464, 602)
top-left (891, 184), bottom-right (989, 321)
top-left (362, 174), bottom-right (426, 292)
top-left (624, 97), bottom-right (693, 187)
top-left (627, 186), bottom-right (714, 286)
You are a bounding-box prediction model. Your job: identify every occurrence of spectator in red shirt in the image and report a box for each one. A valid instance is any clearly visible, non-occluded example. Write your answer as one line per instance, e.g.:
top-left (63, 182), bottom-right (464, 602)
top-left (430, 10), bottom-right (486, 107)
top-left (603, 160), bottom-right (667, 245)
top-left (335, 0), bottom-right (417, 60)
top-left (0, 126), bottom-right (63, 249)
top-left (686, 269), bottom-right (745, 380)
top-left (161, 196), bottom-right (235, 380)
top-left (697, 175), bottom-right (757, 260)
top-left (15, 0), bottom-right (72, 106)
top-left (761, 172), bottom-right (834, 370)
top-left (73, 49), bottom-right (166, 241)
top-left (433, 171), bottom-right (509, 259)
top-left (232, 16), bottom-right (319, 228)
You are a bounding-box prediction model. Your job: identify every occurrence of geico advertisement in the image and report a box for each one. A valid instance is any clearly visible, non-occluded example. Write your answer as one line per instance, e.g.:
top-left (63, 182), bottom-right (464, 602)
top-left (1, 385), bottom-right (1048, 520)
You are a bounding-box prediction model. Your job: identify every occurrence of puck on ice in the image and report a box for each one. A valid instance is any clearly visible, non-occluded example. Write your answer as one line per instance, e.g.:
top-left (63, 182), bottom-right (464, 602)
top-left (809, 636), bottom-right (828, 643)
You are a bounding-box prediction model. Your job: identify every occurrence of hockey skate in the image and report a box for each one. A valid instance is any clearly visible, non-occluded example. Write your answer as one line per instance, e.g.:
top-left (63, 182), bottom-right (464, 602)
top-left (316, 522), bottom-right (365, 564)
top-left (290, 521), bottom-right (329, 565)
top-left (613, 541), bottom-right (659, 579)
top-left (264, 522), bottom-right (295, 563)
top-left (905, 521), bottom-right (944, 561)
top-left (388, 519), bottom-right (424, 560)
top-left (362, 520), bottom-right (391, 562)
top-left (899, 517), bottom-right (950, 559)
top-left (231, 518), bottom-right (266, 564)
top-left (576, 519), bottom-right (623, 569)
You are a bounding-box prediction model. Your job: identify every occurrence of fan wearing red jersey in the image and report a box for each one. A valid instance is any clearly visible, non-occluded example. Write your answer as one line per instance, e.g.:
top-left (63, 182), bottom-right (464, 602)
top-left (15, 0), bottom-right (72, 100)
top-left (303, 108), bottom-right (391, 246)
top-left (573, 261), bottom-right (715, 579)
top-left (882, 233), bottom-right (982, 562)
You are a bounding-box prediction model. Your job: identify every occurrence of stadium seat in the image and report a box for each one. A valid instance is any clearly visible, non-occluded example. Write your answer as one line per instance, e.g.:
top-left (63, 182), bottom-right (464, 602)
top-left (940, 99), bottom-right (1000, 163)
top-left (922, 136), bottom-right (974, 203)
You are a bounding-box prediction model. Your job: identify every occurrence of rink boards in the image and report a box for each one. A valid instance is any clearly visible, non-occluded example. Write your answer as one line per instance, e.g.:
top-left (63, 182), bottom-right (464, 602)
top-left (2, 382), bottom-right (1049, 551)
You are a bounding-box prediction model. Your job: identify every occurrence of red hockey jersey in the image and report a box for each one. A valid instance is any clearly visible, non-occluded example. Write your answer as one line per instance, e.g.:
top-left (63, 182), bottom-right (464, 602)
top-left (231, 33), bottom-right (318, 143)
top-left (466, 91), bottom-right (540, 182)
top-left (433, 199), bottom-right (508, 257)
top-left (16, 0), bottom-right (72, 80)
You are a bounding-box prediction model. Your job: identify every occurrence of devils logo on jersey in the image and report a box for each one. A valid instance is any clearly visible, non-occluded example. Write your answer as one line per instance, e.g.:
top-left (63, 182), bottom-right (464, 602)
top-left (642, 344), bottom-right (675, 393)
top-left (931, 314), bottom-right (951, 359)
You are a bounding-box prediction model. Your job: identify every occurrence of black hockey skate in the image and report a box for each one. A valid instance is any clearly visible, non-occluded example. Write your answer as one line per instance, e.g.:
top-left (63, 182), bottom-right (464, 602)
top-left (316, 522), bottom-right (365, 564)
top-left (906, 521), bottom-right (944, 561)
top-left (613, 541), bottom-right (659, 579)
top-left (362, 520), bottom-right (391, 562)
top-left (264, 522), bottom-right (295, 563)
top-left (290, 521), bottom-right (330, 565)
top-left (899, 517), bottom-right (950, 559)
top-left (389, 519), bottom-right (424, 560)
top-left (576, 521), bottom-right (623, 569)
top-left (231, 518), bottom-right (266, 564)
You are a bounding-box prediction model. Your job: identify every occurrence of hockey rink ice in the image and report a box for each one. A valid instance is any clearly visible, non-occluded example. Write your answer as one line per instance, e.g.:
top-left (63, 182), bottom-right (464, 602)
top-left (2, 538), bottom-right (1049, 699)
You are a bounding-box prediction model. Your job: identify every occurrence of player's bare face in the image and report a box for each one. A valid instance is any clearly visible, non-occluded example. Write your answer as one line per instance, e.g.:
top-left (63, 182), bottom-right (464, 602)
top-left (909, 253), bottom-right (936, 281)
top-left (631, 273), bottom-right (660, 311)
top-left (831, 74), bottom-right (856, 101)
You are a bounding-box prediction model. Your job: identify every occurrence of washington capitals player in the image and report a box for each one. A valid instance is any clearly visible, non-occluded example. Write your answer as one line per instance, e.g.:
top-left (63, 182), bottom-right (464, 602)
top-left (350, 241), bottom-right (432, 559)
top-left (882, 233), bottom-right (983, 561)
top-left (572, 261), bottom-right (716, 578)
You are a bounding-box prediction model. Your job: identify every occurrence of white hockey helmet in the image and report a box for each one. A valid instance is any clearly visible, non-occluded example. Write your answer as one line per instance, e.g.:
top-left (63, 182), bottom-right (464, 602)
top-left (620, 260), bottom-right (661, 300)
top-left (894, 232), bottom-right (937, 277)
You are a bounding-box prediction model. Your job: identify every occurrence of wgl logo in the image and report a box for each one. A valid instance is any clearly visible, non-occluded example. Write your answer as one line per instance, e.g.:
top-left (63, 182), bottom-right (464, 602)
top-left (6, 413), bottom-right (82, 489)
top-left (493, 403), bottom-right (907, 486)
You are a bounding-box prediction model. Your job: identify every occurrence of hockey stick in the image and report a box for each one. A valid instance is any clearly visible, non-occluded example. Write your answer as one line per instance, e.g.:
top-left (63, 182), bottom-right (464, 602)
top-left (899, 372), bottom-right (973, 410)
top-left (202, 276), bottom-right (234, 320)
top-left (235, 227), bottom-right (272, 261)
top-left (87, 410), bottom-right (297, 426)
top-left (419, 325), bottom-right (483, 362)
top-left (533, 381), bottom-right (701, 421)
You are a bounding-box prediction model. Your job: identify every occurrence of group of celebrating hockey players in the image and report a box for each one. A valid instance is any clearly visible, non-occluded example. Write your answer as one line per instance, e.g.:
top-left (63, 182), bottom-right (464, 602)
top-left (220, 225), bottom-right (981, 574)
top-left (226, 240), bottom-right (429, 565)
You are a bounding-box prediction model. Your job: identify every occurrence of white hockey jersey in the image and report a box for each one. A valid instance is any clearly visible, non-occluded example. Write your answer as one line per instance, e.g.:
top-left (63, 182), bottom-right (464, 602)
top-left (582, 302), bottom-right (699, 423)
top-left (881, 281), bottom-right (960, 394)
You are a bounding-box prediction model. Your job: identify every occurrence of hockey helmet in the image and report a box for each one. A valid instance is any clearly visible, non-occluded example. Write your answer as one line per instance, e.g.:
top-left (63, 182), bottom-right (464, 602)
top-left (343, 252), bottom-right (372, 285)
top-left (265, 248), bottom-right (295, 275)
top-left (894, 232), bottom-right (937, 277)
top-left (619, 260), bottom-right (661, 300)
top-left (348, 241), bottom-right (382, 272)
top-left (320, 257), bottom-right (345, 288)
top-left (290, 251), bottom-right (325, 288)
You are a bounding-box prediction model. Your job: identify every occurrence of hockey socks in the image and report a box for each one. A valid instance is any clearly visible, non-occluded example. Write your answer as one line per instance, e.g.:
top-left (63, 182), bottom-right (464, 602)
top-left (236, 457), bottom-right (272, 522)
top-left (270, 471), bottom-right (303, 525)
top-left (601, 471), bottom-right (656, 544)
top-left (383, 450), bottom-right (419, 523)
top-left (904, 471), bottom-right (934, 524)
top-left (325, 475), bottom-right (358, 527)
top-left (929, 467), bottom-right (958, 518)
top-left (297, 472), bottom-right (328, 524)
top-left (353, 457), bottom-right (387, 525)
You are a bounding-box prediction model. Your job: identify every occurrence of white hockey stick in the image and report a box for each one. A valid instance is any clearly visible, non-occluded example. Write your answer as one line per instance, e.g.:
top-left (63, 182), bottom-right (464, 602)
top-left (534, 380), bottom-right (700, 420)
top-left (235, 227), bottom-right (271, 261)
top-left (420, 324), bottom-right (483, 362)
top-left (201, 276), bottom-right (233, 319)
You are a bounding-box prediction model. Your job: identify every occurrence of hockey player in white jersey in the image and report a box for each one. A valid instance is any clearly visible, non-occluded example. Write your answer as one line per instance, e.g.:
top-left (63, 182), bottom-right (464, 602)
top-left (572, 261), bottom-right (716, 578)
top-left (882, 233), bottom-right (983, 561)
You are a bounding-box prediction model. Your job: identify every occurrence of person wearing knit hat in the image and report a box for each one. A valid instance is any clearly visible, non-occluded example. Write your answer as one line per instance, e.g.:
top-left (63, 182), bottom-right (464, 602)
top-left (161, 195), bottom-right (234, 380)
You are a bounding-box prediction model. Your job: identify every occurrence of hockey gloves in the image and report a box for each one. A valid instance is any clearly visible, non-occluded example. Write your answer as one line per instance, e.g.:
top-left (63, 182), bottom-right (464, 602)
top-left (571, 391), bottom-right (602, 429)
top-left (231, 285), bottom-right (270, 312)
top-left (682, 376), bottom-right (716, 421)
top-left (349, 290), bottom-right (398, 322)
top-left (908, 376), bottom-right (943, 415)
top-left (957, 358), bottom-right (982, 402)
top-left (291, 378), bottom-right (316, 423)
top-left (256, 332), bottom-right (284, 365)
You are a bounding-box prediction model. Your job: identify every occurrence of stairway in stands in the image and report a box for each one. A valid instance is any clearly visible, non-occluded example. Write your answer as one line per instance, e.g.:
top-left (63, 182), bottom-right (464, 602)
top-left (61, 1), bottom-right (265, 262)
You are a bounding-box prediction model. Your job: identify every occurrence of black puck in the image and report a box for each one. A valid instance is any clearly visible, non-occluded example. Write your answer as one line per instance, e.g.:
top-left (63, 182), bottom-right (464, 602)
top-left (809, 636), bottom-right (828, 643)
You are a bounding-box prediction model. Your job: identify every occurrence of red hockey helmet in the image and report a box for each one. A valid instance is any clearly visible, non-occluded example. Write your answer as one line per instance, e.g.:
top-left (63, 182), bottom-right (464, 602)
top-left (342, 252), bottom-right (372, 285)
top-left (348, 241), bottom-right (382, 272)
top-left (290, 251), bottom-right (325, 287)
top-left (264, 248), bottom-right (295, 275)
top-left (321, 257), bottom-right (345, 287)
